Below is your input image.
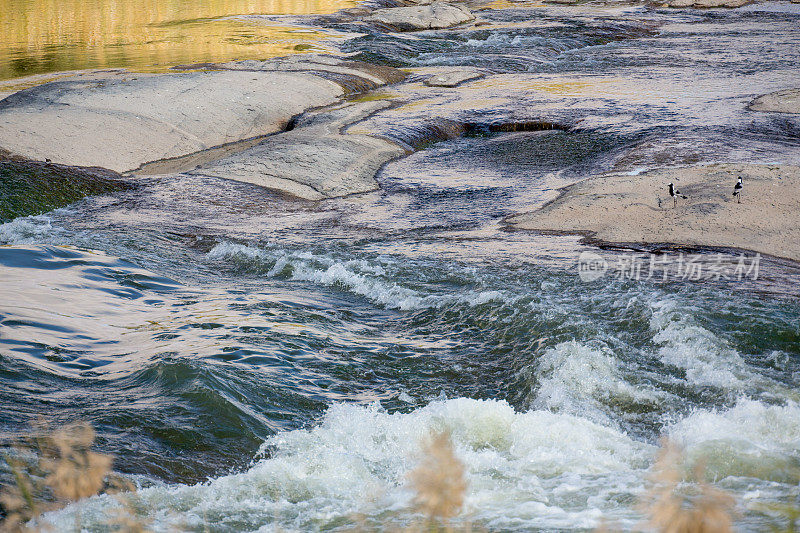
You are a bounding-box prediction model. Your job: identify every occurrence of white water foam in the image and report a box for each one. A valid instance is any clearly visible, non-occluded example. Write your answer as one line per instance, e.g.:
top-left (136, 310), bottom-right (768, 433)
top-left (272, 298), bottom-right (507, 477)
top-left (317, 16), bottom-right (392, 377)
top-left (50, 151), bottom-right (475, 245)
top-left (40, 395), bottom-right (800, 531)
top-left (648, 298), bottom-right (750, 388)
top-left (208, 242), bottom-right (507, 311)
top-left (666, 398), bottom-right (800, 483)
top-left (0, 215), bottom-right (57, 245)
top-left (42, 398), bottom-right (654, 531)
top-left (530, 341), bottom-right (666, 427)
top-left (464, 33), bottom-right (581, 53)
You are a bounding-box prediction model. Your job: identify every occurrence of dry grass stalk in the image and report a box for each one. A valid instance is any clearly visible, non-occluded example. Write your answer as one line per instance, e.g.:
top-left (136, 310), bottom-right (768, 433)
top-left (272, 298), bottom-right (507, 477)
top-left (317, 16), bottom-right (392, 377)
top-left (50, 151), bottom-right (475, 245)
top-left (104, 475), bottom-right (152, 533)
top-left (639, 439), bottom-right (735, 533)
top-left (1, 420), bottom-right (150, 532)
top-left (1, 450), bottom-right (41, 532)
top-left (39, 422), bottom-right (112, 503)
top-left (106, 500), bottom-right (151, 533)
top-left (408, 431), bottom-right (467, 527)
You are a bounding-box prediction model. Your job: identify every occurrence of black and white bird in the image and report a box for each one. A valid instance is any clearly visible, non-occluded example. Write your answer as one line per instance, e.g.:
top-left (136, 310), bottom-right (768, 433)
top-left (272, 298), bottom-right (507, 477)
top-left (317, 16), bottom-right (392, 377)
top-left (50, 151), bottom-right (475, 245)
top-left (733, 176), bottom-right (743, 203)
top-left (668, 182), bottom-right (687, 208)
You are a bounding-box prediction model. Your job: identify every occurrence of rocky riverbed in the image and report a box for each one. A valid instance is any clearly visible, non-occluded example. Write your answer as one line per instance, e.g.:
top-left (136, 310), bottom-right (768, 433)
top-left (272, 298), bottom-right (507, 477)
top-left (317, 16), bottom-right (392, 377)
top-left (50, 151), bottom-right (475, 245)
top-left (1, 0), bottom-right (798, 208)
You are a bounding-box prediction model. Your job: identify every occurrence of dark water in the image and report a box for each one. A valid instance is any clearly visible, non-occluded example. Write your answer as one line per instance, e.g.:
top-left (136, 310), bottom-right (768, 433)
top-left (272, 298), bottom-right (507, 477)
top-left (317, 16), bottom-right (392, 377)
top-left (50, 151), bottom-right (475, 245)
top-left (1, 1), bottom-right (800, 531)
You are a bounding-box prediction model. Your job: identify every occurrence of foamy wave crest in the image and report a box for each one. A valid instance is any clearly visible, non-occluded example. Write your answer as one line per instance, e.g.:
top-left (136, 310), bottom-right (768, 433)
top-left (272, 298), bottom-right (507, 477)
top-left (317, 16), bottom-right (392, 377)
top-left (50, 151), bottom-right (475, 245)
top-left (0, 215), bottom-right (56, 245)
top-left (290, 261), bottom-right (423, 310)
top-left (42, 398), bottom-right (653, 531)
top-left (530, 341), bottom-right (666, 427)
top-left (208, 241), bottom-right (507, 311)
top-left (666, 398), bottom-right (800, 483)
top-left (464, 33), bottom-right (581, 53)
top-left (648, 298), bottom-right (749, 388)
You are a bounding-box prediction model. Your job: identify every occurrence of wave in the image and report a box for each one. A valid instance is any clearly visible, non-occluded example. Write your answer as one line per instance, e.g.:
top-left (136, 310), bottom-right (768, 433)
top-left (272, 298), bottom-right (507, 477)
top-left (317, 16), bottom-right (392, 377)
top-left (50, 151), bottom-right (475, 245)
top-left (649, 298), bottom-right (751, 389)
top-left (41, 395), bottom-right (800, 531)
top-left (529, 340), bottom-right (668, 427)
top-left (0, 215), bottom-right (59, 245)
top-left (208, 241), bottom-right (508, 311)
top-left (666, 398), bottom-right (800, 483)
top-left (464, 33), bottom-right (584, 55)
top-left (42, 398), bottom-right (653, 531)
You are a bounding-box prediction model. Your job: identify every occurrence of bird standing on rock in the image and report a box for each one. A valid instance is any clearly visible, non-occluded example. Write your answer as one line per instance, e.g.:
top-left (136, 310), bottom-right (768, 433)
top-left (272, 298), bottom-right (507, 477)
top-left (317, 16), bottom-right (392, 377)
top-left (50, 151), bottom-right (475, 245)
top-left (668, 182), bottom-right (687, 208)
top-left (733, 176), bottom-right (743, 203)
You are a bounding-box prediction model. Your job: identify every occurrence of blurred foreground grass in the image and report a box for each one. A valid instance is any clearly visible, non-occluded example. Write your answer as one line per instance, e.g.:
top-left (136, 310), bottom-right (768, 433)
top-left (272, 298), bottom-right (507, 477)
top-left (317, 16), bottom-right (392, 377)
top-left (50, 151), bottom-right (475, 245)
top-left (1, 422), bottom-right (798, 532)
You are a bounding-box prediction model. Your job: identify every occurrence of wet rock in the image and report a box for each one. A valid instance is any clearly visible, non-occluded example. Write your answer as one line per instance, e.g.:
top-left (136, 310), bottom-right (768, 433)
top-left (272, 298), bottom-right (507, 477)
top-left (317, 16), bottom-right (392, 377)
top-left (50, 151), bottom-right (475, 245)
top-left (424, 69), bottom-right (485, 87)
top-left (0, 57), bottom-right (405, 174)
top-left (660, 0), bottom-right (751, 7)
top-left (217, 54), bottom-right (407, 88)
top-left (365, 3), bottom-right (475, 31)
top-left (748, 88), bottom-right (800, 114)
top-left (464, 120), bottom-right (569, 133)
top-left (0, 158), bottom-right (130, 221)
top-left (189, 101), bottom-right (407, 200)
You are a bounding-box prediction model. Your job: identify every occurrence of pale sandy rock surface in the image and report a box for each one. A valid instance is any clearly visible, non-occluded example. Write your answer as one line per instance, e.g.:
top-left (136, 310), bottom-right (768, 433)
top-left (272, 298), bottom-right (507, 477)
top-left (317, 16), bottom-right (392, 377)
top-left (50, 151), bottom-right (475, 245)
top-left (0, 71), bottom-right (341, 173)
top-left (190, 101), bottom-right (407, 200)
top-left (749, 88), bottom-right (800, 114)
top-left (365, 3), bottom-right (475, 31)
top-left (424, 69), bottom-right (485, 87)
top-left (508, 164), bottom-right (800, 261)
top-left (0, 58), bottom-right (404, 174)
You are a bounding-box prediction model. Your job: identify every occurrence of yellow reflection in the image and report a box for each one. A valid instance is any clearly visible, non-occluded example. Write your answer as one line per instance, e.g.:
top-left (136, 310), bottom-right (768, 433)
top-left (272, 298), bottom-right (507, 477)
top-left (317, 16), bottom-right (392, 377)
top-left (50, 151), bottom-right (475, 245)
top-left (0, 0), bottom-right (357, 80)
top-left (482, 0), bottom-right (545, 8)
top-left (468, 77), bottom-right (619, 96)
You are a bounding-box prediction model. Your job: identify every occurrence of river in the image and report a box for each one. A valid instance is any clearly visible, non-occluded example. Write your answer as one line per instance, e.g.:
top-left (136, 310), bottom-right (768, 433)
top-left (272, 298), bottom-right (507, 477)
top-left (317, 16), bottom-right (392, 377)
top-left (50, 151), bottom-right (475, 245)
top-left (1, 0), bottom-right (799, 530)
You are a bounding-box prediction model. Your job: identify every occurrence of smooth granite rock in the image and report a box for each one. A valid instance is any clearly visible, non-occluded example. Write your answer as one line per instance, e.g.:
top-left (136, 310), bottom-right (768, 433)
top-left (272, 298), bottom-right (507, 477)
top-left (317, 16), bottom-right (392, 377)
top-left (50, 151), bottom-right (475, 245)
top-left (748, 88), bottom-right (800, 114)
top-left (508, 164), bottom-right (800, 262)
top-left (0, 57), bottom-right (405, 174)
top-left (365, 3), bottom-right (475, 31)
top-left (424, 69), bottom-right (485, 87)
top-left (189, 101), bottom-right (407, 200)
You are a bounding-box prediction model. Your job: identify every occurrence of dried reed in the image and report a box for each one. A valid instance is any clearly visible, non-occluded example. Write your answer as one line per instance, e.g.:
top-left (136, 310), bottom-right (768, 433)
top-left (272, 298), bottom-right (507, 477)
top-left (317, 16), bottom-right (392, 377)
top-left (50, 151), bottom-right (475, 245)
top-left (0, 420), bottom-right (147, 532)
top-left (407, 430), bottom-right (467, 529)
top-left (638, 439), bottom-right (735, 533)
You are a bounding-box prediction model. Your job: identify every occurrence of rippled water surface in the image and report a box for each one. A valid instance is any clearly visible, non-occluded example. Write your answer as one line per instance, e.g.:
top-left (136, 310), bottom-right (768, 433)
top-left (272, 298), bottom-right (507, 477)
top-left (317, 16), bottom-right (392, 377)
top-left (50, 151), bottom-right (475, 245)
top-left (2, 1), bottom-right (800, 531)
top-left (0, 0), bottom-right (355, 80)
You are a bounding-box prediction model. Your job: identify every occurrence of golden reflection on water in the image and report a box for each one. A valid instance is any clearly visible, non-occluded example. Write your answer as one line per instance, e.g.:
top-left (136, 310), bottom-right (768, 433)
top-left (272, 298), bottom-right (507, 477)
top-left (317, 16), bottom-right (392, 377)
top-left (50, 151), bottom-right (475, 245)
top-left (481, 0), bottom-right (545, 9)
top-left (0, 0), bottom-right (357, 80)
